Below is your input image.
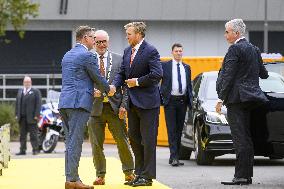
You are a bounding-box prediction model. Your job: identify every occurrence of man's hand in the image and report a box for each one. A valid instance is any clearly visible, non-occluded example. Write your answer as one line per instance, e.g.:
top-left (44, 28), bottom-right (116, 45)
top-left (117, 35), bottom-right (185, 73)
top-left (118, 107), bottom-right (127, 120)
top-left (108, 85), bottom-right (116, 96)
top-left (94, 88), bottom-right (101, 97)
top-left (125, 78), bottom-right (138, 88)
top-left (215, 101), bottom-right (223, 114)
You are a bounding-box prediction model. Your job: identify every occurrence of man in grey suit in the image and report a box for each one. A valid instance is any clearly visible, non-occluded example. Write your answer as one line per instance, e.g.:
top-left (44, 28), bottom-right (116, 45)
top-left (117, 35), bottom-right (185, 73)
top-left (15, 76), bottom-right (42, 155)
top-left (88, 30), bottom-right (134, 185)
top-left (59, 26), bottom-right (116, 189)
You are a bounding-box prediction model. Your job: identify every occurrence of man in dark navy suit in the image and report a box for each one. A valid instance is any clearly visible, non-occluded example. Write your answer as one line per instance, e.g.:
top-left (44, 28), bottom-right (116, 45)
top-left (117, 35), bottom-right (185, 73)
top-left (160, 43), bottom-right (193, 167)
top-left (112, 22), bottom-right (163, 187)
top-left (216, 19), bottom-right (269, 185)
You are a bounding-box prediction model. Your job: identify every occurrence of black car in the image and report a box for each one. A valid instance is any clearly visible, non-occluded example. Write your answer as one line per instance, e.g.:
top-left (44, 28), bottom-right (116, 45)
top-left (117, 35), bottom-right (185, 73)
top-left (180, 68), bottom-right (284, 165)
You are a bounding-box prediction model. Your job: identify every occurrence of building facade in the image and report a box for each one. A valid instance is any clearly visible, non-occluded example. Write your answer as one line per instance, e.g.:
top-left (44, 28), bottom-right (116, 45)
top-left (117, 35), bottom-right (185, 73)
top-left (1, 0), bottom-right (284, 74)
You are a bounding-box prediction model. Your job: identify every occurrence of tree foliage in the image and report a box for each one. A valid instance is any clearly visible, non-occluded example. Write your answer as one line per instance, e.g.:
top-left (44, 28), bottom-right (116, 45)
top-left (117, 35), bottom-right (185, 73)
top-left (0, 0), bottom-right (39, 38)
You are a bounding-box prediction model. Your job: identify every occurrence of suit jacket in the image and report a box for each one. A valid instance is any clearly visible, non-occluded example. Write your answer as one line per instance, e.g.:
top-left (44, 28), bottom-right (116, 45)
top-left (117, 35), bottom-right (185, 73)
top-left (160, 60), bottom-right (193, 109)
top-left (15, 88), bottom-right (42, 124)
top-left (59, 44), bottom-right (110, 113)
top-left (216, 38), bottom-right (269, 105)
top-left (90, 52), bottom-right (128, 116)
top-left (112, 40), bottom-right (163, 109)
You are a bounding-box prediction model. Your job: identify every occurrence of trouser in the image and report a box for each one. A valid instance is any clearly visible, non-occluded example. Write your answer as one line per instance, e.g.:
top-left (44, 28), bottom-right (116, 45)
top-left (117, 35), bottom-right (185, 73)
top-left (19, 117), bottom-right (39, 153)
top-left (128, 102), bottom-right (159, 179)
top-left (59, 108), bottom-right (90, 182)
top-left (88, 103), bottom-right (134, 177)
top-left (226, 102), bottom-right (255, 178)
top-left (164, 95), bottom-right (188, 160)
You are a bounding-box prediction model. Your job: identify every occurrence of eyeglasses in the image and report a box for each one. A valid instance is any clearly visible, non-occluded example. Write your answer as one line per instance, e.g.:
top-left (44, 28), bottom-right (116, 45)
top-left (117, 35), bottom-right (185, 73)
top-left (95, 40), bottom-right (107, 45)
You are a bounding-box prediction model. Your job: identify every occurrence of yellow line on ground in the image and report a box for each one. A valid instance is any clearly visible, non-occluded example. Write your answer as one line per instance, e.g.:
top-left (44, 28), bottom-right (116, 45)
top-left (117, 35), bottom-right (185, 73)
top-left (0, 157), bottom-right (170, 189)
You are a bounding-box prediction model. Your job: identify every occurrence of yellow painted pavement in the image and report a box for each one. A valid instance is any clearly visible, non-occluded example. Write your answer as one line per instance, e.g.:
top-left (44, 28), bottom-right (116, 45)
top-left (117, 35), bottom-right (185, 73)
top-left (0, 157), bottom-right (170, 189)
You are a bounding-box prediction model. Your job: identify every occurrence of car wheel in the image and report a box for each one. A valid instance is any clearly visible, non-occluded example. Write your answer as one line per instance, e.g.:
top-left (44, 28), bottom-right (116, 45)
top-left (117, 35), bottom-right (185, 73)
top-left (179, 144), bottom-right (192, 160)
top-left (194, 121), bottom-right (214, 165)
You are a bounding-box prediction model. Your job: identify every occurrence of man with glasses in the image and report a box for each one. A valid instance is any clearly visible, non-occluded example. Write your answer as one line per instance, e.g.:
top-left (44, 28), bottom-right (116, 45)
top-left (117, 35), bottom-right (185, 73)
top-left (59, 25), bottom-right (116, 189)
top-left (88, 30), bottom-right (134, 185)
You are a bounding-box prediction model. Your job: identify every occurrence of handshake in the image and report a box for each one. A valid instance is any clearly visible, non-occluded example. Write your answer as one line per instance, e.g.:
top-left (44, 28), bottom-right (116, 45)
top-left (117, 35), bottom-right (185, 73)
top-left (94, 85), bottom-right (116, 97)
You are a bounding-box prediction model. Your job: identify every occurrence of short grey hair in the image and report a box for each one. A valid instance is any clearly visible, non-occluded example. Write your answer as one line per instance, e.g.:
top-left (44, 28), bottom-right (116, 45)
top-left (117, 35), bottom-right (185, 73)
top-left (124, 22), bottom-right (146, 37)
top-left (94, 30), bottom-right (110, 41)
top-left (225, 19), bottom-right (246, 36)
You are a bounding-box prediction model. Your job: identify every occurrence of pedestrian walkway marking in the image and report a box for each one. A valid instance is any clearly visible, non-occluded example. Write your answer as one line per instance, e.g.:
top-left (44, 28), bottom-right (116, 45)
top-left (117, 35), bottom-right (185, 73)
top-left (0, 157), bottom-right (170, 189)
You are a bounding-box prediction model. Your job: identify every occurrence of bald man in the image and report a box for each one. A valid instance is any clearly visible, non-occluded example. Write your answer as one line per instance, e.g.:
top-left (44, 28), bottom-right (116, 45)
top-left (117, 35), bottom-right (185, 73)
top-left (15, 76), bottom-right (42, 155)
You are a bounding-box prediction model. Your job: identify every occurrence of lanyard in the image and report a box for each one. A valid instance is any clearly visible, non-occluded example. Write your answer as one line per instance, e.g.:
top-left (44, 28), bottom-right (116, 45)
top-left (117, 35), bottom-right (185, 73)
top-left (105, 53), bottom-right (112, 82)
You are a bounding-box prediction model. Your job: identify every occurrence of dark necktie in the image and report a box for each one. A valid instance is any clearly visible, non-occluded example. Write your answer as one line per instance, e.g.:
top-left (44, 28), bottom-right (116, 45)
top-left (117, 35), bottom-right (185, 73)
top-left (99, 55), bottom-right (105, 77)
top-left (177, 63), bottom-right (182, 94)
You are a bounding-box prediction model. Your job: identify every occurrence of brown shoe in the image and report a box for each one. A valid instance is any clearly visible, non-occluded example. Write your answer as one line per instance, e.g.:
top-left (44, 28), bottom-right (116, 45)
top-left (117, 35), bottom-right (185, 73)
top-left (93, 176), bottom-right (105, 185)
top-left (125, 173), bottom-right (135, 182)
top-left (65, 181), bottom-right (94, 189)
top-left (124, 173), bottom-right (136, 185)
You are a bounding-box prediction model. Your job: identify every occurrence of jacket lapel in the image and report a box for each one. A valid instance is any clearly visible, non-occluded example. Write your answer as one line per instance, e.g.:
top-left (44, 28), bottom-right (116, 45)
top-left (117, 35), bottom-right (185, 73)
top-left (184, 63), bottom-right (189, 87)
top-left (129, 41), bottom-right (146, 75)
top-left (168, 60), bottom-right (173, 89)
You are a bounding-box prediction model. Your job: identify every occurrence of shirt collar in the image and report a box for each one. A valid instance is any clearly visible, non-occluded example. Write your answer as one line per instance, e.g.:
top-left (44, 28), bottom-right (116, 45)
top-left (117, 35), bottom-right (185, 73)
top-left (96, 50), bottom-right (108, 59)
top-left (172, 59), bottom-right (182, 65)
top-left (234, 37), bottom-right (245, 44)
top-left (23, 87), bottom-right (31, 92)
top-left (77, 43), bottom-right (88, 51)
top-left (133, 38), bottom-right (144, 51)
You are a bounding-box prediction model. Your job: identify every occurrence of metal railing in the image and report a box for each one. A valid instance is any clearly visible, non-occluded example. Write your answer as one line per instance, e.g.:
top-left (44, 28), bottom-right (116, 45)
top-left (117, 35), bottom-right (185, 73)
top-left (0, 74), bottom-right (62, 101)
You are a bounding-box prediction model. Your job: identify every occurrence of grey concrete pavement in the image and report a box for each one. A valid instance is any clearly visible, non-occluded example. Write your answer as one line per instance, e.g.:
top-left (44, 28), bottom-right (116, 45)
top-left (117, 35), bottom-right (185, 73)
top-left (10, 141), bottom-right (284, 189)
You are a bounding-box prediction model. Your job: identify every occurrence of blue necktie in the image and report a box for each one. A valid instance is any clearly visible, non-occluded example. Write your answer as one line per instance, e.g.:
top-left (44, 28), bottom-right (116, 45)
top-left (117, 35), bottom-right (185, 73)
top-left (177, 63), bottom-right (182, 94)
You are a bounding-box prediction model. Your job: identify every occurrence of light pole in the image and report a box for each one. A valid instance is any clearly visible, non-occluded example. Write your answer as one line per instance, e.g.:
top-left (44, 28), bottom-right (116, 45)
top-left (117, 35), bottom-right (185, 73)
top-left (264, 0), bottom-right (268, 53)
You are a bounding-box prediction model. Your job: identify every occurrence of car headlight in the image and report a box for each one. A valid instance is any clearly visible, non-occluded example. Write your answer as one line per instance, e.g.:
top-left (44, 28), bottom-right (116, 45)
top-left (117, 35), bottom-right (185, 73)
top-left (205, 112), bottom-right (228, 125)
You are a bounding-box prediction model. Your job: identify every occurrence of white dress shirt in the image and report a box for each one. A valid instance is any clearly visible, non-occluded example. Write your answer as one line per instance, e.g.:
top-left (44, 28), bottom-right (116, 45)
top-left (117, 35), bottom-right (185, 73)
top-left (23, 87), bottom-right (31, 95)
top-left (171, 59), bottom-right (187, 96)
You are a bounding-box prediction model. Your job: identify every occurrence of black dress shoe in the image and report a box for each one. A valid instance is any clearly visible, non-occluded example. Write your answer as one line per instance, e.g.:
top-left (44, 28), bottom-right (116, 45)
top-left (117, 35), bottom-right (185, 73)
top-left (16, 151), bottom-right (26, 155)
top-left (132, 177), bottom-right (152, 187)
top-left (169, 158), bottom-right (173, 164)
top-left (171, 159), bottom-right (184, 166)
top-left (221, 177), bottom-right (252, 185)
top-left (124, 175), bottom-right (140, 185)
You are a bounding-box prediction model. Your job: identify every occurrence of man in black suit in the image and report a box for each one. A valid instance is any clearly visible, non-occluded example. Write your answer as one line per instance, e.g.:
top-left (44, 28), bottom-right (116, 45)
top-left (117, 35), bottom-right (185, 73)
top-left (160, 43), bottom-right (193, 167)
top-left (216, 19), bottom-right (269, 185)
top-left (112, 22), bottom-right (163, 187)
top-left (15, 76), bottom-right (42, 155)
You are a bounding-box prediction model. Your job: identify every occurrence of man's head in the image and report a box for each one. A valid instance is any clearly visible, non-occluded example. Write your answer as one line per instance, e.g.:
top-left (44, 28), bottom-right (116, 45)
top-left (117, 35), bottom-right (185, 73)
top-left (94, 30), bottom-right (109, 55)
top-left (75, 25), bottom-right (96, 50)
top-left (23, 76), bottom-right (32, 89)
top-left (171, 43), bottom-right (183, 62)
top-left (224, 19), bottom-right (246, 44)
top-left (124, 22), bottom-right (146, 47)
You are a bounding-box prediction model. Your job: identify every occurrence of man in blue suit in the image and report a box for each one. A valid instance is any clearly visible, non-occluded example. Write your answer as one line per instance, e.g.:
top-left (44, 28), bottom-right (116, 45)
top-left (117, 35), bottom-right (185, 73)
top-left (160, 43), bottom-right (193, 167)
top-left (112, 22), bottom-right (163, 187)
top-left (59, 25), bottom-right (115, 189)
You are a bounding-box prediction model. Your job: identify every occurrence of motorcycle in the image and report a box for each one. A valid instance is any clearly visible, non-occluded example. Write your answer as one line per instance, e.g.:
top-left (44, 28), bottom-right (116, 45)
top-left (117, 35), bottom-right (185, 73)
top-left (37, 101), bottom-right (64, 153)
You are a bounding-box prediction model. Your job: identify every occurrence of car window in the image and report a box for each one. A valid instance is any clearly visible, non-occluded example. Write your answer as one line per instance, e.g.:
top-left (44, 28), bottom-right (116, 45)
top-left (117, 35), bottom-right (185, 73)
top-left (265, 63), bottom-right (284, 78)
top-left (205, 76), bottom-right (218, 100)
top-left (260, 72), bottom-right (284, 93)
